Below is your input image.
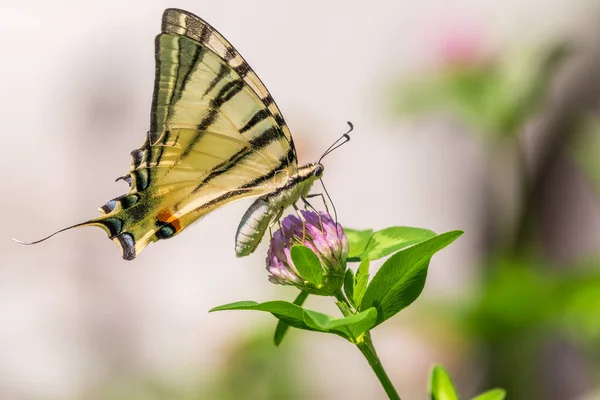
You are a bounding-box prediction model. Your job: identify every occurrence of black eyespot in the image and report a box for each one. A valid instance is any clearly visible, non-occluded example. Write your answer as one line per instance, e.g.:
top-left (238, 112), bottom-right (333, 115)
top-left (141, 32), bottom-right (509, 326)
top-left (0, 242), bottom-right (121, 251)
top-left (156, 224), bottom-right (176, 240)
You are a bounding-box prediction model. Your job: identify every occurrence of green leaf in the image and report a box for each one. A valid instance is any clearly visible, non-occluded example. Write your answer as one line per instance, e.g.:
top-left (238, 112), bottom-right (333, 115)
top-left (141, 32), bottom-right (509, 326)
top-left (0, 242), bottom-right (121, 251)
top-left (304, 307), bottom-right (377, 340)
top-left (211, 300), bottom-right (377, 342)
top-left (210, 301), bottom-right (261, 312)
top-left (345, 228), bottom-right (373, 260)
top-left (361, 231), bottom-right (463, 325)
top-left (344, 269), bottom-right (356, 308)
top-left (274, 291), bottom-right (309, 346)
top-left (362, 227), bottom-right (437, 261)
top-left (326, 308), bottom-right (378, 340)
top-left (211, 300), bottom-right (326, 336)
top-left (429, 365), bottom-right (460, 400)
top-left (303, 309), bottom-right (331, 329)
top-left (210, 300), bottom-right (304, 317)
top-left (291, 245), bottom-right (323, 286)
top-left (357, 257), bottom-right (371, 278)
top-left (354, 259), bottom-right (370, 308)
top-left (472, 389), bottom-right (507, 400)
top-left (346, 226), bottom-right (436, 262)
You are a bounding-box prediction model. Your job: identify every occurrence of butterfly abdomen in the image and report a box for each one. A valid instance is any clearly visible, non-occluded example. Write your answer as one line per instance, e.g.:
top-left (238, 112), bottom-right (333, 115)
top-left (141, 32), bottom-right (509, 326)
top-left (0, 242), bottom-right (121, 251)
top-left (234, 163), bottom-right (324, 257)
top-left (235, 197), bottom-right (277, 257)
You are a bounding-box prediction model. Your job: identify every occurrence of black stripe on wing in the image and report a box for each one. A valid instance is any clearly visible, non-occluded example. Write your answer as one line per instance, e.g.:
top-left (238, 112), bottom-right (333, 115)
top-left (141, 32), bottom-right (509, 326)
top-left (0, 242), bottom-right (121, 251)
top-left (160, 8), bottom-right (297, 161)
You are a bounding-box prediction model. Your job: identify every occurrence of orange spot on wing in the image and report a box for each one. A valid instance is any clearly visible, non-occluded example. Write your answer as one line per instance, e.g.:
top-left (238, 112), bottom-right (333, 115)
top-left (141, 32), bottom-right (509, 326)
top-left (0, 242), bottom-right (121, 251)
top-left (157, 210), bottom-right (182, 232)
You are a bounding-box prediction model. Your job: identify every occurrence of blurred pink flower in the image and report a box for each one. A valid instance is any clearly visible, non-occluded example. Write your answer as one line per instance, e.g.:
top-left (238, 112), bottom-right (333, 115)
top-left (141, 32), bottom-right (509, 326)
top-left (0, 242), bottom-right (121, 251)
top-left (425, 19), bottom-right (488, 68)
top-left (439, 29), bottom-right (482, 66)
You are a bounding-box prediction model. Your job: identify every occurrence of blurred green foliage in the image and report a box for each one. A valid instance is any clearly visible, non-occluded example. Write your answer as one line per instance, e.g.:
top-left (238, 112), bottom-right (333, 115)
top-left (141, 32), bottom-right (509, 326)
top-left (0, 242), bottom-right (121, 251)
top-left (81, 330), bottom-right (306, 400)
top-left (390, 45), bottom-right (567, 138)
top-left (389, 34), bottom-right (600, 399)
top-left (205, 331), bottom-right (305, 400)
top-left (429, 365), bottom-right (506, 400)
top-left (464, 258), bottom-right (600, 347)
top-left (571, 115), bottom-right (600, 196)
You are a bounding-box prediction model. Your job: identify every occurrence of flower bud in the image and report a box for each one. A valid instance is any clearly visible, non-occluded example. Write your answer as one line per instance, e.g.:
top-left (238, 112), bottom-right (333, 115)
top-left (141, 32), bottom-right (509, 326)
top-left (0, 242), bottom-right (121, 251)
top-left (266, 210), bottom-right (349, 295)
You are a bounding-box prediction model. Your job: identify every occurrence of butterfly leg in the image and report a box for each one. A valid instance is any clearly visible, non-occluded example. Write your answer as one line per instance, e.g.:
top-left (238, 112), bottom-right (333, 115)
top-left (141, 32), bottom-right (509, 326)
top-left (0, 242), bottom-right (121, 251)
top-left (293, 203), bottom-right (307, 241)
top-left (306, 193), bottom-right (330, 215)
top-left (301, 197), bottom-right (318, 213)
top-left (301, 198), bottom-right (325, 232)
top-left (268, 208), bottom-right (285, 238)
top-left (303, 195), bottom-right (329, 231)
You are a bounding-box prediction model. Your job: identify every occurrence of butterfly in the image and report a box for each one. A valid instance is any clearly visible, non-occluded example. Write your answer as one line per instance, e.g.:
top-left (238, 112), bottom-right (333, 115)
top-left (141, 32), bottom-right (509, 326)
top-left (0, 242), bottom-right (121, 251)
top-left (18, 8), bottom-right (349, 260)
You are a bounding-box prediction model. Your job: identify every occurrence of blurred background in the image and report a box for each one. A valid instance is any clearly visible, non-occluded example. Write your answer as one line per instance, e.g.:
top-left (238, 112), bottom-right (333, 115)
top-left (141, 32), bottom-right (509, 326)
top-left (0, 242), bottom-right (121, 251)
top-left (2, 0), bottom-right (600, 399)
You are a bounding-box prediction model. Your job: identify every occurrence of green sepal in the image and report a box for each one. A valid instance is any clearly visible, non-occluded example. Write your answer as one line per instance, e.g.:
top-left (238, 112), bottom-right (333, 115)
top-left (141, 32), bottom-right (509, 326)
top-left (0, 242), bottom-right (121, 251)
top-left (361, 230), bottom-right (463, 326)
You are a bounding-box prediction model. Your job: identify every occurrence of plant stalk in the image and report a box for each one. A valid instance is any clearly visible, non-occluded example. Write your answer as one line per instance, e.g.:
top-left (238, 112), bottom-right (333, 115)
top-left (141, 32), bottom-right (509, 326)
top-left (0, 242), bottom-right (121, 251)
top-left (334, 290), bottom-right (401, 399)
top-left (334, 291), bottom-right (354, 316)
top-left (357, 333), bottom-right (401, 400)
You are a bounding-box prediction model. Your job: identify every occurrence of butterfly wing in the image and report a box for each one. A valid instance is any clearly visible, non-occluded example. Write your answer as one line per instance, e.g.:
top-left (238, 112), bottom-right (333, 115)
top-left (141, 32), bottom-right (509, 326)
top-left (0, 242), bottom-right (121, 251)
top-left (155, 9), bottom-right (297, 150)
top-left (63, 9), bottom-right (298, 259)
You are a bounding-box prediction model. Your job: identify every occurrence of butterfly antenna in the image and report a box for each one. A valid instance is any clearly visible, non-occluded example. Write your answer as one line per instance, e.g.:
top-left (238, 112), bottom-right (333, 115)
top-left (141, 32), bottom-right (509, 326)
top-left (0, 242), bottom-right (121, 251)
top-left (318, 121), bottom-right (353, 164)
top-left (11, 222), bottom-right (87, 246)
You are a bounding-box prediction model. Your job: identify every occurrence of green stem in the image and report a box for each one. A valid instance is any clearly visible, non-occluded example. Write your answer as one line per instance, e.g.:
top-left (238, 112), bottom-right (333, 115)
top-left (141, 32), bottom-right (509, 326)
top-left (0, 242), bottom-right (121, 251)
top-left (334, 291), bottom-right (353, 316)
top-left (334, 290), bottom-right (401, 399)
top-left (357, 333), bottom-right (401, 400)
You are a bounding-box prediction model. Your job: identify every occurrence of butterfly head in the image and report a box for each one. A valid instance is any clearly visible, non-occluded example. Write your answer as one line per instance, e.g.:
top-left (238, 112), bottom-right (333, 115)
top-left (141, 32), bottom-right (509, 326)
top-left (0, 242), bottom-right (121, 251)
top-left (313, 163), bottom-right (324, 179)
top-left (298, 162), bottom-right (324, 180)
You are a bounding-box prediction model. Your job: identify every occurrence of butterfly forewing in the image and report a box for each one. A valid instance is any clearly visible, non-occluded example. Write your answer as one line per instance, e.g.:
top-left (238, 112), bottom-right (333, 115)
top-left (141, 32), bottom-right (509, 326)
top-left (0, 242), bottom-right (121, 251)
top-left (159, 8), bottom-right (296, 152)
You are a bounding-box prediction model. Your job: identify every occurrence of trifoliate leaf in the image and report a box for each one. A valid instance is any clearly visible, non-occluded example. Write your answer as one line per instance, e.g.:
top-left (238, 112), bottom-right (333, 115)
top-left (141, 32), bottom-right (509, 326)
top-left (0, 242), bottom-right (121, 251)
top-left (361, 231), bottom-right (463, 325)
